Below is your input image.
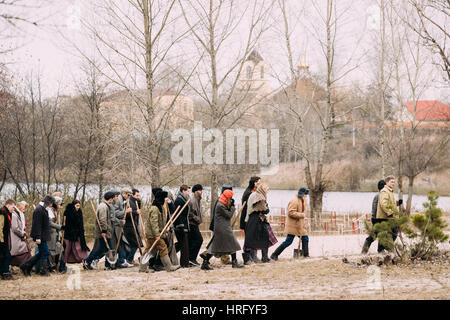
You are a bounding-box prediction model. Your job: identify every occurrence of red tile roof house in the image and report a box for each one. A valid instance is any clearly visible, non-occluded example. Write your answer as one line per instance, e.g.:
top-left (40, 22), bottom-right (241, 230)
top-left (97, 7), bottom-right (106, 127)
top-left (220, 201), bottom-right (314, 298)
top-left (404, 100), bottom-right (450, 122)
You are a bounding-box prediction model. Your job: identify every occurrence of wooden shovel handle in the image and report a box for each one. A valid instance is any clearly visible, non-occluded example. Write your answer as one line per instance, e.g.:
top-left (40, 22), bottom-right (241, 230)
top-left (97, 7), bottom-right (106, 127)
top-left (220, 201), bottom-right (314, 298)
top-left (114, 199), bottom-right (129, 252)
top-left (148, 198), bottom-right (190, 253)
top-left (90, 200), bottom-right (112, 251)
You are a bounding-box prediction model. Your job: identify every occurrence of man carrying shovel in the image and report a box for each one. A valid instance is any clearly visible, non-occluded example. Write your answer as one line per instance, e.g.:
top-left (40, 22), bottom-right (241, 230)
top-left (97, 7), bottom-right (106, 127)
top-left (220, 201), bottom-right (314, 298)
top-left (82, 191), bottom-right (115, 271)
top-left (139, 190), bottom-right (180, 273)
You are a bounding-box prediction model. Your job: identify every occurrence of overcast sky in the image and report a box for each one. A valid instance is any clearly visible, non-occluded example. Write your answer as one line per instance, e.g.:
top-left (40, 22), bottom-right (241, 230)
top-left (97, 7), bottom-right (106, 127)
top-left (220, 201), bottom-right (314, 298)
top-left (1, 0), bottom-right (448, 102)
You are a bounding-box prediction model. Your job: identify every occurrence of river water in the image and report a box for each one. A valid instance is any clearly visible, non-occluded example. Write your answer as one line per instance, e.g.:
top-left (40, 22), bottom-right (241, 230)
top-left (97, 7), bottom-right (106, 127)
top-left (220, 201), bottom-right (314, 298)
top-left (2, 183), bottom-right (449, 214)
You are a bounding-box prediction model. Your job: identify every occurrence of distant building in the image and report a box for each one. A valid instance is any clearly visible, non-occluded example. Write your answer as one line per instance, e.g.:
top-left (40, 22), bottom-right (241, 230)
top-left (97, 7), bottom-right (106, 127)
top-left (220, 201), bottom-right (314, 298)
top-left (399, 100), bottom-right (450, 122)
top-left (238, 49), bottom-right (272, 97)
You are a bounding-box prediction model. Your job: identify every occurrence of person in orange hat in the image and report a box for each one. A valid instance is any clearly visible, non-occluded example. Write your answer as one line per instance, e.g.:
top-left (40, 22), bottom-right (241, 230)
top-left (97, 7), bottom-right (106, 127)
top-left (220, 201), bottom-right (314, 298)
top-left (200, 189), bottom-right (243, 270)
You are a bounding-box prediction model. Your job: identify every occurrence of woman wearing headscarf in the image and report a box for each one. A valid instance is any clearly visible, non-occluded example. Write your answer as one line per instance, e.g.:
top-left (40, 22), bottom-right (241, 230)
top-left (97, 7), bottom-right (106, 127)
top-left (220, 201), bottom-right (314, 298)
top-left (200, 189), bottom-right (243, 270)
top-left (243, 183), bottom-right (277, 263)
top-left (63, 200), bottom-right (90, 263)
top-left (10, 201), bottom-right (32, 266)
top-left (240, 176), bottom-right (260, 264)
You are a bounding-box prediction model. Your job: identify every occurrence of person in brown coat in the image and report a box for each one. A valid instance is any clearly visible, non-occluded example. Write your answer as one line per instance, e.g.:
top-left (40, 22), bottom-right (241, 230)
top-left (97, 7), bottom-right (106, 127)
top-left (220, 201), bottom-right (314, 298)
top-left (270, 187), bottom-right (310, 260)
top-left (1, 199), bottom-right (16, 280)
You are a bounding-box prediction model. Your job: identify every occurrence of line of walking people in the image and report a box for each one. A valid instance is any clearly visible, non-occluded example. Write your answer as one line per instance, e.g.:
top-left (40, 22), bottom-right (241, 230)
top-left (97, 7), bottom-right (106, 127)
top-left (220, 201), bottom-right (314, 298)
top-left (0, 178), bottom-right (313, 279)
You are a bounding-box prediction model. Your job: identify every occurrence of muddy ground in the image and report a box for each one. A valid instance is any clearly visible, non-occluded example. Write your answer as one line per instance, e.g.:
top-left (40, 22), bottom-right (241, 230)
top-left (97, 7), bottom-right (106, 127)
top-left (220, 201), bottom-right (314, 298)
top-left (1, 235), bottom-right (449, 300)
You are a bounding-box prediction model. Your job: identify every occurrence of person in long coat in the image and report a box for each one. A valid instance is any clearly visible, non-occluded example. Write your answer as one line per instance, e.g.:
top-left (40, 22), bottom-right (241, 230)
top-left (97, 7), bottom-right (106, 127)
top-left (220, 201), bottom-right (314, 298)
top-left (10, 201), bottom-right (31, 266)
top-left (113, 188), bottom-right (133, 268)
top-left (270, 187), bottom-right (310, 260)
top-left (1, 199), bottom-right (16, 280)
top-left (240, 177), bottom-right (260, 264)
top-left (63, 200), bottom-right (90, 263)
top-left (123, 189), bottom-right (143, 265)
top-left (243, 183), bottom-right (277, 263)
top-left (200, 190), bottom-right (243, 270)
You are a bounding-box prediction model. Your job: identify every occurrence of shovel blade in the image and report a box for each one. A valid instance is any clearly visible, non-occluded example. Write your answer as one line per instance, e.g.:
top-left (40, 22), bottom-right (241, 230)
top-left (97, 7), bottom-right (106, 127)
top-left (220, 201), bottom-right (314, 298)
top-left (141, 252), bottom-right (155, 265)
top-left (293, 249), bottom-right (302, 259)
top-left (106, 250), bottom-right (118, 265)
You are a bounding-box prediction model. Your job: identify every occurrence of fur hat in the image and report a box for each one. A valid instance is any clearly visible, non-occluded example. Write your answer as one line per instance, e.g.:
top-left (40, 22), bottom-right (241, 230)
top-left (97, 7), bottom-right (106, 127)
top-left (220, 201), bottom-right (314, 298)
top-left (192, 184), bottom-right (203, 193)
top-left (221, 185), bottom-right (233, 193)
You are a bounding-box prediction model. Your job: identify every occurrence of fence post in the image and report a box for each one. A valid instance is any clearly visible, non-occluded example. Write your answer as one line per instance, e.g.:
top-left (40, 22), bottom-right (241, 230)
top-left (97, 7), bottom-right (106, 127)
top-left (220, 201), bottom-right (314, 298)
top-left (352, 220), bottom-right (355, 234)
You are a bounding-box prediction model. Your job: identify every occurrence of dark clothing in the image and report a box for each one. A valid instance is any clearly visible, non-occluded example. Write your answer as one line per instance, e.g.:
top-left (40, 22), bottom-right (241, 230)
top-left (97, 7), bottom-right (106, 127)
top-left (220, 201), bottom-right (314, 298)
top-left (244, 211), bottom-right (270, 250)
top-left (371, 194), bottom-right (379, 220)
top-left (85, 237), bottom-right (113, 268)
top-left (208, 202), bottom-right (241, 254)
top-left (174, 194), bottom-right (190, 231)
top-left (30, 204), bottom-right (51, 242)
top-left (189, 194), bottom-right (202, 226)
top-left (209, 200), bottom-right (219, 232)
top-left (188, 224), bottom-right (203, 261)
top-left (240, 188), bottom-right (253, 230)
top-left (175, 228), bottom-right (189, 267)
top-left (0, 206), bottom-right (11, 254)
top-left (123, 197), bottom-right (142, 248)
top-left (1, 249), bottom-right (11, 274)
top-left (63, 203), bottom-right (90, 252)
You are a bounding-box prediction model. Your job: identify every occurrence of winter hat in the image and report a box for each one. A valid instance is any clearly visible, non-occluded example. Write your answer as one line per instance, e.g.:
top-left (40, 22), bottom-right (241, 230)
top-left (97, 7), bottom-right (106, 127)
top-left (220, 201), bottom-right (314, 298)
top-left (155, 190), bottom-right (168, 205)
top-left (104, 191), bottom-right (116, 201)
top-left (192, 184), bottom-right (203, 193)
top-left (377, 180), bottom-right (386, 191)
top-left (219, 189), bottom-right (234, 205)
top-left (298, 187), bottom-right (309, 197)
top-left (152, 188), bottom-right (163, 197)
top-left (221, 185), bottom-right (233, 193)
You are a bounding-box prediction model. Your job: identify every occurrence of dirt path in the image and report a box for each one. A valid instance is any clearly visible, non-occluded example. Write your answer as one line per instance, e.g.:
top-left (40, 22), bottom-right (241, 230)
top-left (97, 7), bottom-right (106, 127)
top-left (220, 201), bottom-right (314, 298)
top-left (2, 254), bottom-right (449, 300)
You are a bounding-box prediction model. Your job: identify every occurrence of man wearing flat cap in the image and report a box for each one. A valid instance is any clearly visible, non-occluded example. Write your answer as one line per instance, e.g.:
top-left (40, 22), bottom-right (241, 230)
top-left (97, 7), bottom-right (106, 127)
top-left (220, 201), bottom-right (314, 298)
top-left (83, 191), bottom-right (115, 270)
top-left (270, 187), bottom-right (310, 260)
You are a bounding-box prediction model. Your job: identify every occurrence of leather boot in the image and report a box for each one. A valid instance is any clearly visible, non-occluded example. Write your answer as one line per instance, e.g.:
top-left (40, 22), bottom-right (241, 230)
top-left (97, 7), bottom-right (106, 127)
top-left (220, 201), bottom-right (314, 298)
top-left (201, 253), bottom-right (213, 270)
top-left (161, 255), bottom-right (180, 272)
top-left (250, 249), bottom-right (259, 263)
top-left (242, 252), bottom-right (251, 265)
top-left (20, 254), bottom-right (40, 276)
top-left (270, 245), bottom-right (286, 261)
top-left (302, 239), bottom-right (309, 257)
top-left (261, 248), bottom-right (270, 263)
top-left (232, 259), bottom-right (244, 268)
top-left (39, 259), bottom-right (50, 277)
top-left (361, 239), bottom-right (371, 254)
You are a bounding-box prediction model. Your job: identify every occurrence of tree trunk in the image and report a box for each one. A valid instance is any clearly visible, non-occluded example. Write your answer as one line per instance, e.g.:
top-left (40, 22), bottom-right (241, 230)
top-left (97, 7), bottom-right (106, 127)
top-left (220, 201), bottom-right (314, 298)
top-left (0, 169), bottom-right (7, 193)
top-left (406, 175), bottom-right (415, 215)
top-left (210, 168), bottom-right (218, 218)
top-left (309, 190), bottom-right (324, 230)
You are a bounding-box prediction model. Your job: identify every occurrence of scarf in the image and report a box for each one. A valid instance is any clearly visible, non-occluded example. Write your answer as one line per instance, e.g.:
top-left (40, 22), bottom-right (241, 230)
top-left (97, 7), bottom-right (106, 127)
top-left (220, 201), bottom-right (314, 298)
top-left (219, 190), bottom-right (233, 205)
top-left (245, 184), bottom-right (269, 222)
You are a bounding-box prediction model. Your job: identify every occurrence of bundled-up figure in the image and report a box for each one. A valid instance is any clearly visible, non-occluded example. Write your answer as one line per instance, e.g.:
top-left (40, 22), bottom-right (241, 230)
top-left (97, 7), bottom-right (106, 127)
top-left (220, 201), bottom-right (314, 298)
top-left (63, 200), bottom-right (90, 263)
top-left (271, 187), bottom-right (310, 260)
top-left (113, 188), bottom-right (133, 268)
top-left (10, 201), bottom-right (31, 267)
top-left (20, 196), bottom-right (54, 277)
top-left (139, 190), bottom-right (180, 273)
top-left (1, 199), bottom-right (16, 280)
top-left (361, 180), bottom-right (386, 254)
top-left (122, 189), bottom-right (143, 265)
top-left (46, 194), bottom-right (66, 273)
top-left (244, 183), bottom-right (277, 263)
top-left (174, 185), bottom-right (191, 268)
top-left (82, 192), bottom-right (115, 270)
top-left (201, 190), bottom-right (243, 270)
top-left (188, 184), bottom-right (204, 266)
top-left (240, 177), bottom-right (261, 264)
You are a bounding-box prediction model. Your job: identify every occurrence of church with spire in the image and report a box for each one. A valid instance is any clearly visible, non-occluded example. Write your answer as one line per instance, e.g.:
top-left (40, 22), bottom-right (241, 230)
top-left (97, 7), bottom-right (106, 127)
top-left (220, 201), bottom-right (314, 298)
top-left (238, 49), bottom-right (272, 97)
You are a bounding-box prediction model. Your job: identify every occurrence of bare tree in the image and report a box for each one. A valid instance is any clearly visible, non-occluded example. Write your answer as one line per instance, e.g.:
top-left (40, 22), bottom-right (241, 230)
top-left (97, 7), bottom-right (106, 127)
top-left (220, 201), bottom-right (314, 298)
top-left (273, 0), bottom-right (362, 228)
top-left (179, 0), bottom-right (274, 213)
top-left (406, 0), bottom-right (450, 81)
